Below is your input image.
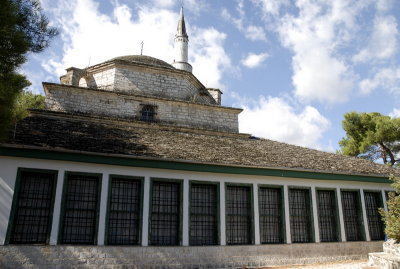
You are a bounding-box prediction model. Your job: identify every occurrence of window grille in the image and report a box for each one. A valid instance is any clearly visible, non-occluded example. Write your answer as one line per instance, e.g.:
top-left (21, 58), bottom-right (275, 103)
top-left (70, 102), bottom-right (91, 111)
top-left (9, 171), bottom-right (56, 244)
top-left (259, 187), bottom-right (283, 244)
top-left (364, 192), bottom-right (384, 240)
top-left (341, 191), bottom-right (363, 241)
top-left (289, 189), bottom-right (312, 243)
top-left (226, 185), bottom-right (252, 245)
top-left (190, 183), bottom-right (218, 246)
top-left (317, 190), bottom-right (339, 242)
top-left (140, 105), bottom-right (155, 122)
top-left (107, 177), bottom-right (142, 245)
top-left (60, 174), bottom-right (100, 244)
top-left (149, 181), bottom-right (180, 246)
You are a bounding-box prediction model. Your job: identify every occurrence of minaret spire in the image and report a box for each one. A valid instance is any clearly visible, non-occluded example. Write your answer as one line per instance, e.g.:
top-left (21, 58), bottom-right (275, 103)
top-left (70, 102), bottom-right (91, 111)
top-left (172, 6), bottom-right (192, 72)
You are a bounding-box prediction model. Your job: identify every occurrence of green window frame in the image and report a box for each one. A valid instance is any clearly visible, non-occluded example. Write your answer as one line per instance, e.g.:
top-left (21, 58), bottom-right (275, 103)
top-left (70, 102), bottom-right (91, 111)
top-left (106, 175), bottom-right (144, 245)
top-left (258, 185), bottom-right (284, 244)
top-left (225, 184), bottom-right (254, 245)
top-left (6, 168), bottom-right (58, 245)
top-left (58, 172), bottom-right (102, 245)
top-left (189, 181), bottom-right (219, 246)
top-left (289, 187), bottom-right (313, 243)
top-left (149, 178), bottom-right (183, 246)
top-left (341, 190), bottom-right (365, 241)
top-left (316, 189), bottom-right (340, 242)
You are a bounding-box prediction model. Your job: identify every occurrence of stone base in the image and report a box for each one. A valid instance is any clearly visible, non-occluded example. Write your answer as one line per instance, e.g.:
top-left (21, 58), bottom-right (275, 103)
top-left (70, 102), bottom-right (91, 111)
top-left (0, 241), bottom-right (383, 269)
top-left (368, 240), bottom-right (400, 269)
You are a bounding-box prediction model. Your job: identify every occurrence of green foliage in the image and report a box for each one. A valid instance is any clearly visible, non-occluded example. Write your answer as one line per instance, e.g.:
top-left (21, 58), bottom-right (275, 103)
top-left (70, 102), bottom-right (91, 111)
top-left (13, 89), bottom-right (45, 120)
top-left (0, 73), bottom-right (30, 140)
top-left (339, 112), bottom-right (400, 166)
top-left (0, 0), bottom-right (57, 142)
top-left (379, 175), bottom-right (400, 242)
top-left (0, 0), bottom-right (58, 73)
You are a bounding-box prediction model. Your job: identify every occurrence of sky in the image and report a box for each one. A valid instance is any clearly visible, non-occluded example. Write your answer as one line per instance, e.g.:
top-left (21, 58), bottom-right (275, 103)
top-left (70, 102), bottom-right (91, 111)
top-left (22, 0), bottom-right (400, 152)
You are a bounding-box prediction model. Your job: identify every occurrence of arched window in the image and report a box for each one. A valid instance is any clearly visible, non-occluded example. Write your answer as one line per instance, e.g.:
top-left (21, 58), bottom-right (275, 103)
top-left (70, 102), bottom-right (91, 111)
top-left (140, 105), bottom-right (155, 122)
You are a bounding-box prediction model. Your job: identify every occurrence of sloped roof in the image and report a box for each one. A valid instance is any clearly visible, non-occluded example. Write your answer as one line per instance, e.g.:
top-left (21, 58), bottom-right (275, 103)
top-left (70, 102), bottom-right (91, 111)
top-left (5, 111), bottom-right (396, 178)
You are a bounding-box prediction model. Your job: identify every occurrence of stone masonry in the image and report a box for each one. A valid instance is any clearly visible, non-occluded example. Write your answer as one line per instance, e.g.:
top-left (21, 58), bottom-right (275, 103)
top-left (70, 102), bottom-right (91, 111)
top-left (44, 83), bottom-right (241, 132)
top-left (0, 241), bottom-right (383, 269)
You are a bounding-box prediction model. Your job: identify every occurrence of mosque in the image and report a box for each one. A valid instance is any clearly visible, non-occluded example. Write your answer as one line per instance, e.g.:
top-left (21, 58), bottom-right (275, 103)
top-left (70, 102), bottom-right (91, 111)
top-left (0, 7), bottom-right (395, 268)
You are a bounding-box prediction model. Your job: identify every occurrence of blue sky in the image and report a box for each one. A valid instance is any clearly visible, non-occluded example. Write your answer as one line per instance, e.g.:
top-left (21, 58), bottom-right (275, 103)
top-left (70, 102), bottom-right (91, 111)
top-left (23, 0), bottom-right (400, 152)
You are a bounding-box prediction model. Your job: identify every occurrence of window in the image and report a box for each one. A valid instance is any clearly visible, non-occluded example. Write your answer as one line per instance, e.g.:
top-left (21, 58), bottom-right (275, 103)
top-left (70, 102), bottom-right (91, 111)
top-left (289, 188), bottom-right (313, 243)
top-left (149, 181), bottom-right (181, 246)
top-left (317, 190), bottom-right (339, 242)
top-left (189, 183), bottom-right (218, 246)
top-left (341, 191), bottom-right (364, 241)
top-left (140, 105), bottom-right (155, 122)
top-left (259, 186), bottom-right (283, 244)
top-left (107, 176), bottom-right (142, 245)
top-left (226, 185), bottom-right (253, 245)
top-left (364, 191), bottom-right (384, 240)
top-left (8, 170), bottom-right (57, 244)
top-left (60, 173), bottom-right (101, 244)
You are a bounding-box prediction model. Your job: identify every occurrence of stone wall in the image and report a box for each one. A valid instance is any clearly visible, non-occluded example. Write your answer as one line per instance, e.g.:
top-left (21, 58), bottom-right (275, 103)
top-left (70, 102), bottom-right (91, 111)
top-left (113, 67), bottom-right (214, 105)
top-left (44, 84), bottom-right (240, 132)
top-left (0, 241), bottom-right (383, 269)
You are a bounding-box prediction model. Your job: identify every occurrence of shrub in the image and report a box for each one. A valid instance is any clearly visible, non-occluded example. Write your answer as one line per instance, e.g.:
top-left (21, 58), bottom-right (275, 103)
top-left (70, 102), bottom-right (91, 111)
top-left (379, 175), bottom-right (400, 242)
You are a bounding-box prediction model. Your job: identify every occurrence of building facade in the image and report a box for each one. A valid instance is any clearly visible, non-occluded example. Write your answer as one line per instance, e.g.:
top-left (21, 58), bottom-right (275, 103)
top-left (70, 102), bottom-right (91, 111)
top-left (0, 7), bottom-right (395, 269)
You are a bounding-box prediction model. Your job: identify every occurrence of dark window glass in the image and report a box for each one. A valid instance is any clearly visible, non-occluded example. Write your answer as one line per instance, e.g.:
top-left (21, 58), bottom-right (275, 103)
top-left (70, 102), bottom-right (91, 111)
top-left (226, 185), bottom-right (252, 245)
top-left (289, 189), bottom-right (312, 243)
top-left (259, 187), bottom-right (283, 244)
top-left (107, 178), bottom-right (142, 245)
top-left (341, 191), bottom-right (364, 241)
top-left (317, 190), bottom-right (339, 242)
top-left (9, 171), bottom-right (56, 244)
top-left (149, 181), bottom-right (180, 246)
top-left (61, 174), bottom-right (100, 244)
top-left (190, 183), bottom-right (218, 246)
top-left (141, 105), bottom-right (155, 122)
top-left (364, 192), bottom-right (384, 240)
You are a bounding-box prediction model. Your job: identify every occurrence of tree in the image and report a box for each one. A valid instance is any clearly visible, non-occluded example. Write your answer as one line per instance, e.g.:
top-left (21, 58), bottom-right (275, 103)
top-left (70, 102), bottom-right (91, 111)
top-left (0, 0), bottom-right (58, 141)
top-left (339, 112), bottom-right (400, 166)
top-left (379, 175), bottom-right (400, 242)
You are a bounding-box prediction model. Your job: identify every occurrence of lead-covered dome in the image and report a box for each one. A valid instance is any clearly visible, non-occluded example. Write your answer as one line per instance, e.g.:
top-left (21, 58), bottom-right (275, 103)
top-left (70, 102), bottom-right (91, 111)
top-left (110, 55), bottom-right (175, 69)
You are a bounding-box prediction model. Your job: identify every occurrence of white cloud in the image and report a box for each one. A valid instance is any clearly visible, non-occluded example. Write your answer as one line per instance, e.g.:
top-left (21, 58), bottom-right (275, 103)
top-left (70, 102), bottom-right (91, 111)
top-left (38, 0), bottom-right (230, 89)
top-left (353, 15), bottom-right (398, 63)
top-left (237, 96), bottom-right (330, 149)
top-left (389, 108), bottom-right (400, 118)
top-left (151, 0), bottom-right (175, 8)
top-left (221, 4), bottom-right (267, 42)
top-left (359, 67), bottom-right (400, 95)
top-left (241, 52), bottom-right (269, 68)
top-left (274, 0), bottom-right (363, 104)
top-left (191, 27), bottom-right (232, 88)
top-left (251, 0), bottom-right (289, 16)
top-left (245, 25), bottom-right (267, 41)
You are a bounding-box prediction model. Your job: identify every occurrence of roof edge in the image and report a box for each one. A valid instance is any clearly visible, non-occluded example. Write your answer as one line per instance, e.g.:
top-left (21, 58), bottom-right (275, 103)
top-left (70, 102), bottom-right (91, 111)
top-left (0, 145), bottom-right (391, 183)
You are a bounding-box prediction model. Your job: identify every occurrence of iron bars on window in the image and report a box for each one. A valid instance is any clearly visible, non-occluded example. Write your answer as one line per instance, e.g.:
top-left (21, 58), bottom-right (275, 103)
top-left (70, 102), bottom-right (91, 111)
top-left (259, 187), bottom-right (283, 244)
top-left (9, 171), bottom-right (56, 244)
top-left (107, 177), bottom-right (142, 245)
top-left (226, 185), bottom-right (252, 245)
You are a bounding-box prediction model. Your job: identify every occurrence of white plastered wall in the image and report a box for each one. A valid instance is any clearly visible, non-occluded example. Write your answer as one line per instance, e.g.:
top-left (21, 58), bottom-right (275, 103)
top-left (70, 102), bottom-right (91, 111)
top-left (0, 156), bottom-right (393, 246)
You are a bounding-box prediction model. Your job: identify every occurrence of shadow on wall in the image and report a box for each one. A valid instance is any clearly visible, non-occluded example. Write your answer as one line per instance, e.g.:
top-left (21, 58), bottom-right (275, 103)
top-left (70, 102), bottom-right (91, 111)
top-left (0, 177), bottom-right (13, 245)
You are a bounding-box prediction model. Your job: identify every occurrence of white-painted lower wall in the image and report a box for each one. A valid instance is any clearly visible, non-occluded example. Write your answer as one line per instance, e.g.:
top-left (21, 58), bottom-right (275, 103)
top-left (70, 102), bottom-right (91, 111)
top-left (0, 156), bottom-right (392, 247)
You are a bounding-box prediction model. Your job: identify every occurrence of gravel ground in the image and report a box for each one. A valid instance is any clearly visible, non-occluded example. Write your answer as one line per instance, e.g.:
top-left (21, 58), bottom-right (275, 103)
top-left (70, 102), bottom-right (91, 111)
top-left (257, 259), bottom-right (376, 269)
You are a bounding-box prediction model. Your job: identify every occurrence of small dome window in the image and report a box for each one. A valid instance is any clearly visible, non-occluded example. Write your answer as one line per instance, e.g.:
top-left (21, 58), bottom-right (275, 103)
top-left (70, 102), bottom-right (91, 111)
top-left (140, 105), bottom-right (156, 122)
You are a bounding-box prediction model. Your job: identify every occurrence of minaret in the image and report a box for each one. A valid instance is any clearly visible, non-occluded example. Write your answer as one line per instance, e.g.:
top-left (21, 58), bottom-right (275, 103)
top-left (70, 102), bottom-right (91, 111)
top-left (172, 7), bottom-right (192, 72)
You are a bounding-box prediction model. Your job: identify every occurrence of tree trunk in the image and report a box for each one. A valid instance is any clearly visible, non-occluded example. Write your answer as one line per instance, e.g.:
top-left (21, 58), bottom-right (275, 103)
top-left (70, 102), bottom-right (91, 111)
top-left (379, 142), bottom-right (396, 166)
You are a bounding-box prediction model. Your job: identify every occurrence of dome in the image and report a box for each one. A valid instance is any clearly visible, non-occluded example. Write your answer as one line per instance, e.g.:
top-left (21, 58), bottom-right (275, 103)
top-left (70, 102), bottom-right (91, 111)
top-left (110, 55), bottom-right (175, 69)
